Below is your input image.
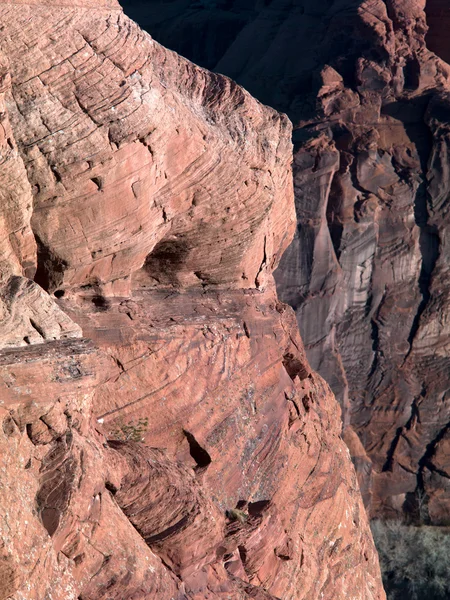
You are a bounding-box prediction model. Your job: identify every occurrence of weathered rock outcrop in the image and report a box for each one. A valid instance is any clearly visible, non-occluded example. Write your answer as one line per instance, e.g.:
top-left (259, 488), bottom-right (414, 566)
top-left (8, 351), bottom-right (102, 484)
top-left (121, 0), bottom-right (450, 524)
top-left (0, 1), bottom-right (384, 599)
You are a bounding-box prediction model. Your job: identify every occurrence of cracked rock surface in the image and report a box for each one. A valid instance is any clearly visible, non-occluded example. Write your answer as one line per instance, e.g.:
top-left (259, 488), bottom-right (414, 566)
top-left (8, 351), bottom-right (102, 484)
top-left (0, 1), bottom-right (384, 599)
top-left (124, 0), bottom-right (450, 523)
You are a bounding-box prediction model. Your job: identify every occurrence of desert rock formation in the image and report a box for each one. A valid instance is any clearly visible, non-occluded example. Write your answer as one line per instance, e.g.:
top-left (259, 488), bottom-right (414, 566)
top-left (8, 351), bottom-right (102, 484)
top-left (0, 1), bottom-right (384, 598)
top-left (123, 0), bottom-right (450, 524)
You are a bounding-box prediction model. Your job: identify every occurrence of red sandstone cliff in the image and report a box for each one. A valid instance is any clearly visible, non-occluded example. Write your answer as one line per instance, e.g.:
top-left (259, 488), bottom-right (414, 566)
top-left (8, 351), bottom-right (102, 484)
top-left (123, 0), bottom-right (450, 524)
top-left (0, 1), bottom-right (384, 598)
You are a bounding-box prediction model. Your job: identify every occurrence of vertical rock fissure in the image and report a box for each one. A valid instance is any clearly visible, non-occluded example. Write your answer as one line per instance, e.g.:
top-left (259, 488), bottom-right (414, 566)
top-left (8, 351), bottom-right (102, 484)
top-left (326, 168), bottom-right (344, 261)
top-left (368, 319), bottom-right (379, 379)
top-left (417, 420), bottom-right (450, 484)
top-left (382, 396), bottom-right (421, 472)
top-left (406, 175), bottom-right (440, 354)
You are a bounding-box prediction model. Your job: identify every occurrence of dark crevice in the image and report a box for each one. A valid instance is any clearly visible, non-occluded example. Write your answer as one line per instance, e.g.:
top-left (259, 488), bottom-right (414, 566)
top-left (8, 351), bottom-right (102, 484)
top-left (112, 356), bottom-right (125, 372)
top-left (157, 555), bottom-right (184, 584)
top-left (406, 397), bottom-right (421, 430)
top-left (183, 429), bottom-right (211, 471)
top-left (328, 222), bottom-right (343, 260)
top-left (29, 318), bottom-right (45, 339)
top-left (33, 234), bottom-right (68, 293)
top-left (25, 423), bottom-right (35, 444)
top-left (326, 169), bottom-right (344, 261)
top-left (382, 396), bottom-right (421, 472)
top-left (425, 465), bottom-right (450, 480)
top-left (194, 270), bottom-right (216, 287)
top-left (51, 165), bottom-right (63, 184)
top-left (283, 353), bottom-right (309, 381)
top-left (145, 514), bottom-right (191, 545)
top-left (418, 420), bottom-right (450, 484)
top-left (348, 152), bottom-right (370, 198)
top-left (403, 57), bottom-right (421, 91)
top-left (238, 545), bottom-right (247, 565)
top-left (254, 235), bottom-right (267, 288)
top-left (105, 481), bottom-right (118, 495)
top-left (382, 426), bottom-right (403, 473)
top-left (92, 295), bottom-right (111, 311)
top-left (406, 220), bottom-right (439, 352)
top-left (143, 238), bottom-right (190, 287)
top-left (90, 177), bottom-right (103, 191)
top-left (368, 318), bottom-right (381, 379)
top-left (285, 391), bottom-right (300, 418)
top-left (366, 288), bottom-right (385, 379)
top-left (302, 394), bottom-right (311, 413)
top-left (248, 500), bottom-right (271, 516)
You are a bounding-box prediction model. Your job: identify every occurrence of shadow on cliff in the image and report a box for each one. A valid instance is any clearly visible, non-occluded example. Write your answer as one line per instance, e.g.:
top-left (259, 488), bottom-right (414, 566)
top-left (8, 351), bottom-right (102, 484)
top-left (381, 96), bottom-right (440, 350)
top-left (120, 0), bottom-right (375, 123)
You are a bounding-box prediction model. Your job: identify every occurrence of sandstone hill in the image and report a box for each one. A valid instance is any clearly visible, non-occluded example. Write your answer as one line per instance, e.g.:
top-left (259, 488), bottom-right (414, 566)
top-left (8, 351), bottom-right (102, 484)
top-left (123, 0), bottom-right (450, 524)
top-left (0, 1), bottom-right (384, 598)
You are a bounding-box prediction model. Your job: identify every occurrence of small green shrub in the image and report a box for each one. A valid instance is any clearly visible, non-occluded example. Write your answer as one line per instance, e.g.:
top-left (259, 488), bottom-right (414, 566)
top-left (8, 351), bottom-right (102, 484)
top-left (371, 520), bottom-right (450, 600)
top-left (109, 417), bottom-right (149, 442)
top-left (226, 508), bottom-right (248, 523)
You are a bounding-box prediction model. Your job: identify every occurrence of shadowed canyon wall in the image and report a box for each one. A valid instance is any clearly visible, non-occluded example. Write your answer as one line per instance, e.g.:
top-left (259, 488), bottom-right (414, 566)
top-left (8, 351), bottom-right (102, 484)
top-left (0, 0), bottom-right (384, 598)
top-left (121, 0), bottom-right (450, 524)
top-left (426, 0), bottom-right (450, 65)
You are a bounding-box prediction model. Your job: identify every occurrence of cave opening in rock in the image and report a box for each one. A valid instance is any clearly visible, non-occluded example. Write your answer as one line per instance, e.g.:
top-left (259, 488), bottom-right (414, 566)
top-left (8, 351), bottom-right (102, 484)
top-left (425, 0), bottom-right (450, 64)
top-left (33, 234), bottom-right (68, 293)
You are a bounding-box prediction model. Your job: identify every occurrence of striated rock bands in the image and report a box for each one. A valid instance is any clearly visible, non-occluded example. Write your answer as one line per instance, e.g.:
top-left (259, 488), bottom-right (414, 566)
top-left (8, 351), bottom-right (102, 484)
top-left (124, 0), bottom-right (450, 524)
top-left (0, 1), bottom-right (384, 599)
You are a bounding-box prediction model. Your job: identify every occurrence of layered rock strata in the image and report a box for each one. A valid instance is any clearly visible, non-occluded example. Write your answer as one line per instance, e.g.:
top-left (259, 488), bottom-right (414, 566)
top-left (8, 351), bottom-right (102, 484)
top-left (123, 0), bottom-right (450, 523)
top-left (0, 1), bottom-right (384, 599)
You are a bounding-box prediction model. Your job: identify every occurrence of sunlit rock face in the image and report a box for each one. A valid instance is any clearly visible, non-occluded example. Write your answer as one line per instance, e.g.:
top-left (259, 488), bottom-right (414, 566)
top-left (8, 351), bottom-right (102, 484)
top-left (120, 0), bottom-right (450, 524)
top-left (0, 1), bottom-right (384, 599)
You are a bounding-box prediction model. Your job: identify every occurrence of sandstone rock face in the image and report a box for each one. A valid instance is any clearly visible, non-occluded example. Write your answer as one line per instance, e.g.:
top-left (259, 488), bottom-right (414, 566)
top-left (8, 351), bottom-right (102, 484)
top-left (121, 0), bottom-right (450, 523)
top-left (0, 1), bottom-right (384, 599)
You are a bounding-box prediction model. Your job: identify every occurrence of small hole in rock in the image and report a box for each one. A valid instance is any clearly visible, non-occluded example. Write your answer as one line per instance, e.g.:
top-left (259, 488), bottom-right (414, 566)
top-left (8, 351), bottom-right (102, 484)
top-left (183, 429), bottom-right (211, 470)
top-left (54, 289), bottom-right (65, 299)
top-left (92, 295), bottom-right (110, 311)
top-left (105, 481), bottom-right (118, 495)
top-left (91, 177), bottom-right (103, 191)
top-left (74, 553), bottom-right (85, 566)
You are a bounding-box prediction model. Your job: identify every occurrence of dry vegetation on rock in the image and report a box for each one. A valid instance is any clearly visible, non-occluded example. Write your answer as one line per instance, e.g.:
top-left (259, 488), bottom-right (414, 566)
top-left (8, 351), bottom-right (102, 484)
top-left (372, 520), bottom-right (450, 600)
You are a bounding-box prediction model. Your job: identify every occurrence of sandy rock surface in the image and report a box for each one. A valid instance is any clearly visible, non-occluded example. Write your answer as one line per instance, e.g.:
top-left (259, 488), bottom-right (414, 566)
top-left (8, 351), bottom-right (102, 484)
top-left (125, 0), bottom-right (450, 523)
top-left (0, 1), bottom-right (384, 599)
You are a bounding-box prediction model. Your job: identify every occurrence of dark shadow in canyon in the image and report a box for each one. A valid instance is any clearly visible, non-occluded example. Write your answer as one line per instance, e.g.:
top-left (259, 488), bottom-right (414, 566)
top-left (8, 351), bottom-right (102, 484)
top-left (120, 0), bottom-right (372, 121)
top-left (425, 0), bottom-right (450, 65)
